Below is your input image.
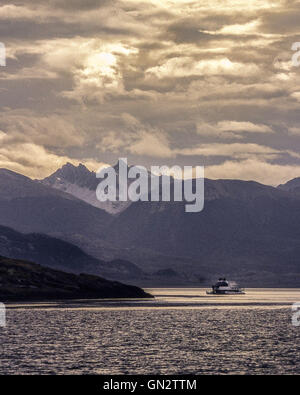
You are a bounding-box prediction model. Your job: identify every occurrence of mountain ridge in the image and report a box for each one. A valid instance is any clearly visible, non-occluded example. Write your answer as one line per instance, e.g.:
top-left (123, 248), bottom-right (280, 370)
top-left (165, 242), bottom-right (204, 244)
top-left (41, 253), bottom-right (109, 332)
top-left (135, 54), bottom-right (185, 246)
top-left (0, 168), bottom-right (112, 238)
top-left (278, 177), bottom-right (300, 196)
top-left (0, 224), bottom-right (145, 281)
top-left (0, 255), bottom-right (152, 301)
top-left (1, 165), bottom-right (300, 286)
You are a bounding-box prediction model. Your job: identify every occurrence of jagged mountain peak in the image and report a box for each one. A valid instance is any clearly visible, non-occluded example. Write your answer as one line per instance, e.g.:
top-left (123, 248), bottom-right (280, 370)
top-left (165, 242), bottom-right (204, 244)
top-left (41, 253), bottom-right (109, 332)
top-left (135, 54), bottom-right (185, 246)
top-left (62, 162), bottom-right (90, 171)
top-left (42, 162), bottom-right (96, 189)
top-left (57, 162), bottom-right (94, 178)
top-left (40, 162), bottom-right (131, 214)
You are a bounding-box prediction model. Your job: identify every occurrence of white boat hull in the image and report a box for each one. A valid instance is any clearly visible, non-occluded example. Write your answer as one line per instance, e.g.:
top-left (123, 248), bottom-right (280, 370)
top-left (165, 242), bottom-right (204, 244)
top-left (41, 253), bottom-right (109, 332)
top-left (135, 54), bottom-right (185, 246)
top-left (206, 290), bottom-right (245, 295)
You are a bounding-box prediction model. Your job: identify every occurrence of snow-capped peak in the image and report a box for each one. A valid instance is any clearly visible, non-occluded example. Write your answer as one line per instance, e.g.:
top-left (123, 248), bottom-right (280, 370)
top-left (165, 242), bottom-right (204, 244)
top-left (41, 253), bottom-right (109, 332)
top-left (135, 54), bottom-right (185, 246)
top-left (39, 163), bottom-right (131, 214)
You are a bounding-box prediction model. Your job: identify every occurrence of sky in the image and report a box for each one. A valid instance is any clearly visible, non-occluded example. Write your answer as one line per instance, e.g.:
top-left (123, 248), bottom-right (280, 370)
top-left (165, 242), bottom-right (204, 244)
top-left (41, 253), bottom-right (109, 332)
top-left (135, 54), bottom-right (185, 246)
top-left (0, 0), bottom-right (300, 185)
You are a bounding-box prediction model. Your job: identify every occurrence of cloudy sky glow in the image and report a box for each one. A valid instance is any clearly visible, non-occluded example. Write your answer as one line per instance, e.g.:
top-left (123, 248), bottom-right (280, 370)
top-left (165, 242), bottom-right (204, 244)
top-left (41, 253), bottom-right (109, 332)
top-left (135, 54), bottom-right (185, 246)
top-left (1, 0), bottom-right (300, 184)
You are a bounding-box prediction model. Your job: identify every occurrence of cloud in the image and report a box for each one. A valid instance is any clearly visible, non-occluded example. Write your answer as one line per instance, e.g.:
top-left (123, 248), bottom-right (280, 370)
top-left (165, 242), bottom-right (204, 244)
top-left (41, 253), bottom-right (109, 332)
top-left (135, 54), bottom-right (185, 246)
top-left (0, 142), bottom-right (74, 178)
top-left (216, 121), bottom-right (273, 133)
top-left (288, 127), bottom-right (300, 135)
top-left (129, 132), bottom-right (174, 158)
top-left (146, 57), bottom-right (259, 79)
top-left (96, 114), bottom-right (174, 158)
top-left (196, 121), bottom-right (274, 139)
top-left (177, 143), bottom-right (280, 160)
top-left (0, 0), bottom-right (299, 184)
top-left (22, 0), bottom-right (112, 11)
top-left (217, 20), bottom-right (261, 35)
top-left (0, 139), bottom-right (107, 178)
top-left (206, 158), bottom-right (300, 186)
top-left (0, 5), bottom-right (42, 20)
top-left (0, 112), bottom-right (85, 148)
top-left (41, 39), bottom-right (138, 103)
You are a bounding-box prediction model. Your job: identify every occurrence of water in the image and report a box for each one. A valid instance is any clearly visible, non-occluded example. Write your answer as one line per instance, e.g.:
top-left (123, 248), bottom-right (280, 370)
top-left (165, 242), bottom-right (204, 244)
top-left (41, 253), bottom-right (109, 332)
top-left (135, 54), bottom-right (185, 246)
top-left (0, 289), bottom-right (300, 374)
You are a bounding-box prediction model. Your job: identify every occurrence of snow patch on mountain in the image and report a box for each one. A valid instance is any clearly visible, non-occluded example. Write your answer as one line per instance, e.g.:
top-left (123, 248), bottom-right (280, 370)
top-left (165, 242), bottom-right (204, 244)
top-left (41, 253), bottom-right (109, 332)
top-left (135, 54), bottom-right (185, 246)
top-left (50, 177), bottom-right (131, 214)
top-left (40, 163), bottom-right (131, 214)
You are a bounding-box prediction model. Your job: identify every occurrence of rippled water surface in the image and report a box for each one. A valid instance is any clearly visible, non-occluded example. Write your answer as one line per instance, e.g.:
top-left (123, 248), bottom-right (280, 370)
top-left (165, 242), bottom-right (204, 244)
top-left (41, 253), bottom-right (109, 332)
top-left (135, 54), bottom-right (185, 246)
top-left (1, 289), bottom-right (300, 374)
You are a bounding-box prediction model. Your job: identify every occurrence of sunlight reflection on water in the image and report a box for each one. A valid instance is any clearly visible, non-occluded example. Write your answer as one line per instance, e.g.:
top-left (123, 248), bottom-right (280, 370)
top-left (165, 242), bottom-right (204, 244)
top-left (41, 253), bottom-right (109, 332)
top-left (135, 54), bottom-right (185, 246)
top-left (1, 289), bottom-right (300, 374)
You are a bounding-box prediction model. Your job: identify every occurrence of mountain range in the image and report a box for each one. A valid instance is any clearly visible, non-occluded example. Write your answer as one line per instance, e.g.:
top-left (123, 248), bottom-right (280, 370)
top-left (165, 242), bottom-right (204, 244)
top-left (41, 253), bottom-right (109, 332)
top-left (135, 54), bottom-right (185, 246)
top-left (0, 168), bottom-right (111, 237)
top-left (0, 163), bottom-right (300, 287)
top-left (0, 224), bottom-right (145, 281)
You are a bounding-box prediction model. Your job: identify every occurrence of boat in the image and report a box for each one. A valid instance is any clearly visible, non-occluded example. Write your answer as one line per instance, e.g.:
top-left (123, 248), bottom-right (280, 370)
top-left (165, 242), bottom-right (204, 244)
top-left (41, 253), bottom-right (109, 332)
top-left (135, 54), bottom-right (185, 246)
top-left (206, 278), bottom-right (245, 295)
